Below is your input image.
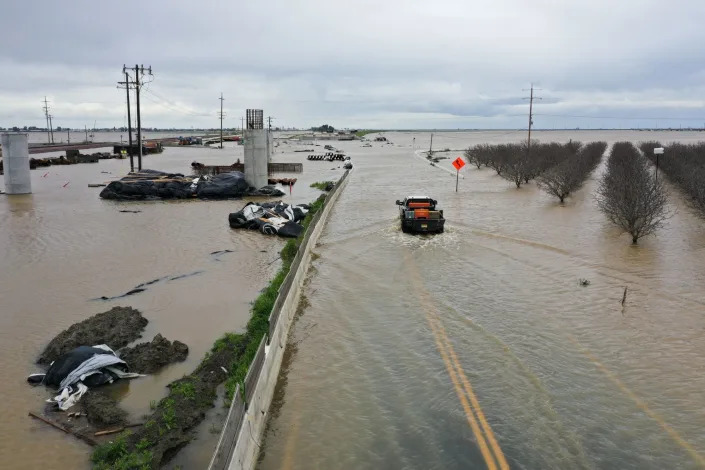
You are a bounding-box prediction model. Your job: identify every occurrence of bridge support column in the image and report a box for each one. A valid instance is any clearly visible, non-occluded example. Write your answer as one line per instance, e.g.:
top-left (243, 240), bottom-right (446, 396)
top-left (2, 133), bottom-right (32, 194)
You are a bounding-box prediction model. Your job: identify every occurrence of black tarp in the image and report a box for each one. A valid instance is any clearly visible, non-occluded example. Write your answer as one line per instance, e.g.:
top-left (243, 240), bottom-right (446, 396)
top-left (42, 346), bottom-right (126, 388)
top-left (100, 170), bottom-right (284, 200)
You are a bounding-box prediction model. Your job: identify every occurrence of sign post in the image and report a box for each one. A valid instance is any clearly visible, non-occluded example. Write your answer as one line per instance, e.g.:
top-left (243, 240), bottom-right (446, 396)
top-left (452, 156), bottom-right (465, 192)
top-left (653, 147), bottom-right (664, 184)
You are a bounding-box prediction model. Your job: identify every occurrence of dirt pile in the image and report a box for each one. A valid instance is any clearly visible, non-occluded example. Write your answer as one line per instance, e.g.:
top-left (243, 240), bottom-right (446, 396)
top-left (38, 307), bottom-right (147, 364)
top-left (81, 392), bottom-right (128, 427)
top-left (119, 334), bottom-right (189, 373)
top-left (92, 334), bottom-right (246, 468)
top-left (128, 337), bottom-right (244, 466)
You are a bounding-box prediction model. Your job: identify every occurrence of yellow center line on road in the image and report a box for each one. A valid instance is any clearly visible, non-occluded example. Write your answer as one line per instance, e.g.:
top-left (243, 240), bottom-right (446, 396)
top-left (567, 334), bottom-right (705, 469)
top-left (436, 318), bottom-right (510, 470)
top-left (407, 253), bottom-right (508, 469)
top-left (426, 310), bottom-right (499, 470)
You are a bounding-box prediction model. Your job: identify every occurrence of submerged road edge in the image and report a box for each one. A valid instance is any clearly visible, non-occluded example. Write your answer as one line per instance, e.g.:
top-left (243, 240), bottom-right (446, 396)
top-left (210, 170), bottom-right (351, 470)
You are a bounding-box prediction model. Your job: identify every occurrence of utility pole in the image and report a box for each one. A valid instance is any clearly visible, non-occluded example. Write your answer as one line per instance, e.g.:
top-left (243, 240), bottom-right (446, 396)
top-left (119, 66), bottom-right (134, 171)
top-left (135, 65), bottom-right (142, 170)
top-left (219, 93), bottom-right (225, 149)
top-left (125, 64), bottom-right (153, 171)
top-left (42, 97), bottom-right (51, 143)
top-left (241, 116), bottom-right (245, 133)
top-left (67, 127), bottom-right (70, 144)
top-left (85, 125), bottom-right (88, 142)
top-left (267, 116), bottom-right (274, 130)
top-left (523, 84), bottom-right (542, 157)
top-left (49, 115), bottom-right (54, 143)
top-left (429, 133), bottom-right (433, 155)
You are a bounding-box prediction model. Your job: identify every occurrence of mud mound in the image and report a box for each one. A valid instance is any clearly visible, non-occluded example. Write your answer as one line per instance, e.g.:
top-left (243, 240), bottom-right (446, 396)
top-left (119, 334), bottom-right (189, 374)
top-left (120, 336), bottom-right (246, 467)
top-left (38, 307), bottom-right (147, 364)
top-left (81, 392), bottom-right (128, 427)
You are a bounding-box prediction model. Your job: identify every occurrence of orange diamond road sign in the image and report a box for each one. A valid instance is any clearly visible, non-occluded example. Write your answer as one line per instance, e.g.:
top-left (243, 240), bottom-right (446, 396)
top-left (452, 157), bottom-right (465, 171)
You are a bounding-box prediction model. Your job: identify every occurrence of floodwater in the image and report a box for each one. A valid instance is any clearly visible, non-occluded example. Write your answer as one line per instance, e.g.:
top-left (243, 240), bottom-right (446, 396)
top-left (259, 131), bottom-right (705, 470)
top-left (0, 136), bottom-right (343, 469)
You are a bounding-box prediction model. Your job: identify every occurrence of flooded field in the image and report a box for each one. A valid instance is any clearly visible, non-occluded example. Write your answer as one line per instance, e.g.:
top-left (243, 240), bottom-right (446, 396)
top-left (0, 137), bottom-right (344, 469)
top-left (259, 131), bottom-right (705, 470)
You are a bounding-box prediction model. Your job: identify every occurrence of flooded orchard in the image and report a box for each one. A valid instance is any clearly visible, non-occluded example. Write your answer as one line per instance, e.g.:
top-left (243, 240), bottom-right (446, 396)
top-left (259, 131), bottom-right (705, 470)
top-left (0, 137), bottom-right (343, 469)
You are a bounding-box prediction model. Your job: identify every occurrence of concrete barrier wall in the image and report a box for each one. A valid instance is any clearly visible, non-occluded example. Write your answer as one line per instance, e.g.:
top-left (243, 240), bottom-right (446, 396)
top-left (209, 170), bottom-right (350, 470)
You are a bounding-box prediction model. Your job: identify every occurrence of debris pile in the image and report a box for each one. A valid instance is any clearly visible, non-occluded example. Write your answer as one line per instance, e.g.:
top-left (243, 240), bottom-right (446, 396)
top-left (30, 345), bottom-right (144, 410)
top-left (307, 152), bottom-right (347, 161)
top-left (99, 169), bottom-right (285, 200)
top-left (229, 200), bottom-right (310, 237)
top-left (29, 307), bottom-right (188, 413)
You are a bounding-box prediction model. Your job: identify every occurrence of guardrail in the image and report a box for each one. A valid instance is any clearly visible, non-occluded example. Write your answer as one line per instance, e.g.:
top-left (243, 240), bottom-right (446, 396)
top-left (244, 336), bottom-right (267, 403)
top-left (209, 169), bottom-right (350, 470)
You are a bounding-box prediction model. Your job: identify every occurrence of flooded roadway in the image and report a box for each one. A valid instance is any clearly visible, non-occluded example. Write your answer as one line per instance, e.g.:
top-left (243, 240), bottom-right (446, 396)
top-left (259, 131), bottom-right (705, 470)
top-left (0, 135), bottom-right (343, 469)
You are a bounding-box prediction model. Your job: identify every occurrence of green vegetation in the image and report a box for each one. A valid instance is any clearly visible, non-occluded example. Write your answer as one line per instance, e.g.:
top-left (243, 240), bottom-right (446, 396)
top-left (223, 194), bottom-right (325, 399)
top-left (171, 381), bottom-right (196, 400)
top-left (92, 433), bottom-right (152, 470)
top-left (311, 124), bottom-right (335, 133)
top-left (310, 181), bottom-right (335, 191)
top-left (91, 193), bottom-right (329, 469)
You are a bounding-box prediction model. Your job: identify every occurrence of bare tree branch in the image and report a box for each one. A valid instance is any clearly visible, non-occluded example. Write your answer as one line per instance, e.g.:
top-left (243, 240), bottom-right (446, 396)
top-left (596, 142), bottom-right (671, 244)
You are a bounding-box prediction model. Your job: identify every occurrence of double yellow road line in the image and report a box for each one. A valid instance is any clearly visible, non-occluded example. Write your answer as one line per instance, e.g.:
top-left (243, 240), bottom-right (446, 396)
top-left (407, 256), bottom-right (509, 470)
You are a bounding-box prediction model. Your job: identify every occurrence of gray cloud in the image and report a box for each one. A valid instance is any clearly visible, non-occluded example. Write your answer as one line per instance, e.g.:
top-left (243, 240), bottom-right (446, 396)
top-left (1, 0), bottom-right (704, 129)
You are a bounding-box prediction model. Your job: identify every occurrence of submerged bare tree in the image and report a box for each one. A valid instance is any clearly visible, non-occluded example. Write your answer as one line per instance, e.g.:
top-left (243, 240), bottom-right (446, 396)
top-left (464, 145), bottom-right (491, 169)
top-left (596, 142), bottom-right (670, 244)
top-left (537, 141), bottom-right (607, 202)
top-left (639, 141), bottom-right (705, 217)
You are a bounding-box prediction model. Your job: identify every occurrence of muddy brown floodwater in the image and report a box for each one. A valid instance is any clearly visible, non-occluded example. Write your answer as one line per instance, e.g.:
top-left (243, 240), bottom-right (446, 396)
top-left (0, 137), bottom-right (344, 469)
top-left (259, 131), bottom-right (705, 470)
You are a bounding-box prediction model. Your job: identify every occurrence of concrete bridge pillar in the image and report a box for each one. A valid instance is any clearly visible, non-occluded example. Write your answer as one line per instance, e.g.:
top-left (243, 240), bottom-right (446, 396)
top-left (1, 133), bottom-right (32, 194)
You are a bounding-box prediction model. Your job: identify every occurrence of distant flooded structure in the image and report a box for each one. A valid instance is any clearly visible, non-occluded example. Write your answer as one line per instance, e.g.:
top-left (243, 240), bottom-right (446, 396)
top-left (1, 133), bottom-right (32, 194)
top-left (244, 109), bottom-right (272, 188)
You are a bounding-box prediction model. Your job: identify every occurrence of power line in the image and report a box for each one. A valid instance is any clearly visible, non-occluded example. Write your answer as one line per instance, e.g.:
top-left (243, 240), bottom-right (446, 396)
top-left (42, 97), bottom-right (55, 143)
top-left (534, 112), bottom-right (705, 121)
top-left (118, 64), bottom-right (152, 171)
top-left (141, 87), bottom-right (209, 117)
top-left (117, 68), bottom-right (134, 170)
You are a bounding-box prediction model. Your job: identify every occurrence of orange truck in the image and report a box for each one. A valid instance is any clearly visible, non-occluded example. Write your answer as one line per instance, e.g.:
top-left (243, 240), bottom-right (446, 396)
top-left (396, 196), bottom-right (445, 234)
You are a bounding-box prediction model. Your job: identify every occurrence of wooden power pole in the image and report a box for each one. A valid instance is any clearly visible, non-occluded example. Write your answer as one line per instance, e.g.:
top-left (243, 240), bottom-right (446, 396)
top-left (219, 93), bottom-right (225, 149)
top-left (523, 84), bottom-right (541, 157)
top-left (42, 97), bottom-right (52, 144)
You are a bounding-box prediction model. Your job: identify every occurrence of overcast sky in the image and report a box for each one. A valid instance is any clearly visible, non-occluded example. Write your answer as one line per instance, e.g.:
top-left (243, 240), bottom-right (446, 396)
top-left (1, 0), bottom-right (704, 130)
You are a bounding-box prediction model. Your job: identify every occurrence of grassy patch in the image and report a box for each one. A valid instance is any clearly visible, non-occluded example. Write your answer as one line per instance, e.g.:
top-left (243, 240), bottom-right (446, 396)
top-left (310, 181), bottom-right (335, 191)
top-left (355, 130), bottom-right (381, 137)
top-left (92, 432), bottom-right (152, 470)
top-left (171, 381), bottom-right (196, 400)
